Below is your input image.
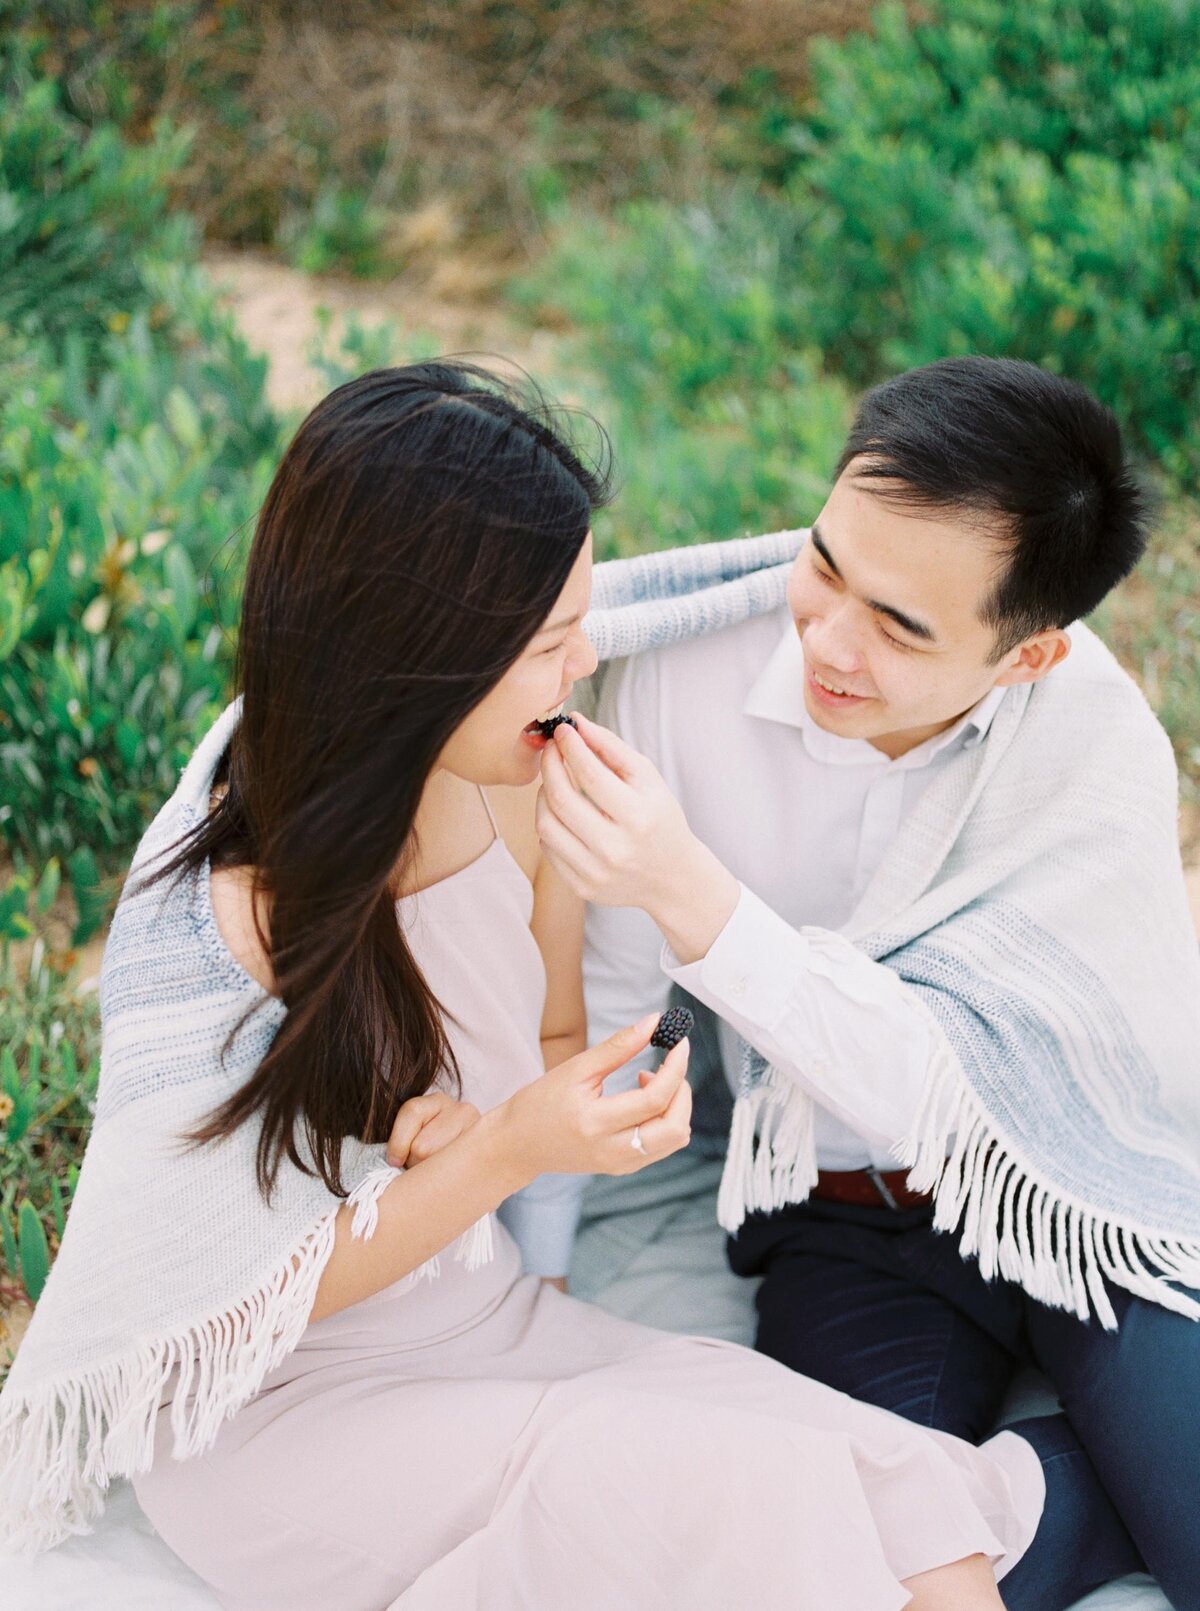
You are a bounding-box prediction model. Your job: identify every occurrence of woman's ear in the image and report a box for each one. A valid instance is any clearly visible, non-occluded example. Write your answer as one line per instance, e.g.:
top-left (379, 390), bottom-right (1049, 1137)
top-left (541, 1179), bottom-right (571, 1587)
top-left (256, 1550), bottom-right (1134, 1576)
top-left (993, 628), bottom-right (1072, 688)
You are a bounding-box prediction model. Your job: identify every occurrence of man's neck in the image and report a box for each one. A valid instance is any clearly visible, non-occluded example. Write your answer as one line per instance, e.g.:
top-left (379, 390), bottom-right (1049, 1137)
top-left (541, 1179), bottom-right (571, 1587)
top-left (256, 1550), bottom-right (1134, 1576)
top-left (867, 711), bottom-right (965, 761)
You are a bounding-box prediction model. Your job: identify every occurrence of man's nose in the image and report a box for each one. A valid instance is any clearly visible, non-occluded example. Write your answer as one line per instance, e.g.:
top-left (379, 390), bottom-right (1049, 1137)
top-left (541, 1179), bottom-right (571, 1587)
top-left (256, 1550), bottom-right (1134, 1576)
top-left (805, 604), bottom-right (862, 673)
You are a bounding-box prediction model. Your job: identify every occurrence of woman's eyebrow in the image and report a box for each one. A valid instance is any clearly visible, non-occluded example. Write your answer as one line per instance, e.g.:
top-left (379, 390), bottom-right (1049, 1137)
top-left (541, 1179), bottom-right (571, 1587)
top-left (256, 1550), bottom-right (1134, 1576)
top-left (535, 612), bottom-right (582, 636)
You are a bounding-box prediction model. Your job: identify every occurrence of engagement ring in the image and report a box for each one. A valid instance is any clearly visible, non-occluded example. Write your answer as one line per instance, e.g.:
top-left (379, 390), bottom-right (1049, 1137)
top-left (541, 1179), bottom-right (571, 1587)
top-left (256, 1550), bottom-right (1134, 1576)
top-left (631, 1126), bottom-right (648, 1156)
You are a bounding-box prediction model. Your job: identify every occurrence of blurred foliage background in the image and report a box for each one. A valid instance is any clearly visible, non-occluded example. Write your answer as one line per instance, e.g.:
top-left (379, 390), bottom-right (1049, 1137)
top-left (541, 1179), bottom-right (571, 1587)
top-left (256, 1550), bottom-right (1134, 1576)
top-left (1, 0), bottom-right (1198, 1323)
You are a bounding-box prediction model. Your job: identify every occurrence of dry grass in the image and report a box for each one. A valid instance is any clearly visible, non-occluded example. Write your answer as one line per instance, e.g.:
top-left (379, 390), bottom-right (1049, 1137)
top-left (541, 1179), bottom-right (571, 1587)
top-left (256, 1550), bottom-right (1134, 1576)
top-left (57, 0), bottom-right (878, 282)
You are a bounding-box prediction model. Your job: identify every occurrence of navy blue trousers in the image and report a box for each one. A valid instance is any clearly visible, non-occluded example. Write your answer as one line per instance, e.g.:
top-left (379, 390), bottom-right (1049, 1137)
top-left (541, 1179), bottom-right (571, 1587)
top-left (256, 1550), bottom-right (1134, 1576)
top-left (728, 1199), bottom-right (1200, 1610)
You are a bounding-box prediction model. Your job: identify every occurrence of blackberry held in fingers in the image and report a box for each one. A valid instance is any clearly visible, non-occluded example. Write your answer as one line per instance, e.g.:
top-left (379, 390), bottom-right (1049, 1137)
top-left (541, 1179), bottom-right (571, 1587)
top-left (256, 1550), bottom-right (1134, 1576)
top-left (534, 713), bottom-right (577, 740)
top-left (650, 1006), bottom-right (694, 1050)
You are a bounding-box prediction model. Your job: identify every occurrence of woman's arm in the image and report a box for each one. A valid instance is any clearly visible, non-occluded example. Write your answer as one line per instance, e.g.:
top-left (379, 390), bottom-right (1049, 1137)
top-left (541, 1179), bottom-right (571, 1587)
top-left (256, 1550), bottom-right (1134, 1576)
top-left (309, 1021), bottom-right (693, 1322)
top-left (309, 1105), bottom-right (526, 1323)
top-left (488, 780), bottom-right (589, 1287)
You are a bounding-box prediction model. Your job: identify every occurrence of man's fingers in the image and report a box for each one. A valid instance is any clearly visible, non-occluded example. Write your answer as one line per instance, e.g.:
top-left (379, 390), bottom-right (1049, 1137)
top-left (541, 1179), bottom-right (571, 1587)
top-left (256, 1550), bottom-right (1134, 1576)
top-left (539, 743), bottom-right (616, 844)
top-left (535, 797), bottom-right (608, 896)
top-left (550, 720), bottom-right (631, 818)
top-left (563, 713), bottom-right (645, 783)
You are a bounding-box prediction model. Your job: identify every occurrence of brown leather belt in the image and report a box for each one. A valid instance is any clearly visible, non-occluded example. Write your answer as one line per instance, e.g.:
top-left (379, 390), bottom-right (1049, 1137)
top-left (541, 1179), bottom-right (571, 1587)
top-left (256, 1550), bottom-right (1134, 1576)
top-left (811, 1167), bottom-right (933, 1212)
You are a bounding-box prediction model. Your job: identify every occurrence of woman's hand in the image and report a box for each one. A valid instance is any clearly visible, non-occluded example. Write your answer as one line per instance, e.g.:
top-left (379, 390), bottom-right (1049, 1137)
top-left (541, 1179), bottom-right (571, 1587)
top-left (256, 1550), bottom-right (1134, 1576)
top-left (536, 713), bottom-right (740, 964)
top-left (497, 1013), bottom-right (692, 1180)
top-left (386, 1091), bottom-right (481, 1168)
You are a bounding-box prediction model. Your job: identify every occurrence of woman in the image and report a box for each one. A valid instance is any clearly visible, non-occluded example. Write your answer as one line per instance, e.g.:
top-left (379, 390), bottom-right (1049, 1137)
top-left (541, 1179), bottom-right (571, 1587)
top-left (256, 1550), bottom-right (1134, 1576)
top-left (0, 364), bottom-right (1041, 1609)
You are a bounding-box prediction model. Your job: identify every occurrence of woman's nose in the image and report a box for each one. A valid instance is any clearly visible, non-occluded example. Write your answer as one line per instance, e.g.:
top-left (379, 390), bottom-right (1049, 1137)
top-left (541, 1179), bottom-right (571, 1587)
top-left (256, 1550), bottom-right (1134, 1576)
top-left (571, 628), bottom-right (599, 681)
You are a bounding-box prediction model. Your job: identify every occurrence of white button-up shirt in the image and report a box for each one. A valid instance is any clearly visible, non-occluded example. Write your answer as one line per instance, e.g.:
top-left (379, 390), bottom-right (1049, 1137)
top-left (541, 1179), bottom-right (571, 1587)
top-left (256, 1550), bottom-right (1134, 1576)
top-left (587, 605), bottom-right (1006, 1154)
top-left (509, 605), bottom-right (1007, 1275)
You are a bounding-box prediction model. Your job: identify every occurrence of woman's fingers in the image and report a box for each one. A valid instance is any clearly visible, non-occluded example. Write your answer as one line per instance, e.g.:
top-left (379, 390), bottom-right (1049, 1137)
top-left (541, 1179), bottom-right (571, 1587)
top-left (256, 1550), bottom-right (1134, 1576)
top-left (560, 1012), bottom-right (661, 1090)
top-left (601, 1037), bottom-right (691, 1131)
top-left (386, 1091), bottom-right (475, 1168)
top-left (630, 1072), bottom-right (693, 1161)
top-left (407, 1100), bottom-right (481, 1164)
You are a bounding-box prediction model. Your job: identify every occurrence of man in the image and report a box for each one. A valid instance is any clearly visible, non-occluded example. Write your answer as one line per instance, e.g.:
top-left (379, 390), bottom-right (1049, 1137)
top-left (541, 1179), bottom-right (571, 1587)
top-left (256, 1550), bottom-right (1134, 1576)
top-left (537, 358), bottom-right (1200, 1610)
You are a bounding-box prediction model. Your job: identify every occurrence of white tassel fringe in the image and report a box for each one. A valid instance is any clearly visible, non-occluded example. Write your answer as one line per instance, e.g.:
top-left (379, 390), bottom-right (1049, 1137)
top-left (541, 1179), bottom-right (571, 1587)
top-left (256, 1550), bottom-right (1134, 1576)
top-left (896, 1042), bottom-right (1200, 1332)
top-left (718, 1047), bottom-right (1200, 1334)
top-left (0, 1168), bottom-right (494, 1558)
top-left (717, 1067), bottom-right (818, 1234)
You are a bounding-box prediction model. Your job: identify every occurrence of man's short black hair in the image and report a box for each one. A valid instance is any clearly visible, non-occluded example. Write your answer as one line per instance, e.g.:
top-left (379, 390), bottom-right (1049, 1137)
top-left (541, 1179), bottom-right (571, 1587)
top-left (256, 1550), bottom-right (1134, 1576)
top-left (836, 356), bottom-right (1151, 659)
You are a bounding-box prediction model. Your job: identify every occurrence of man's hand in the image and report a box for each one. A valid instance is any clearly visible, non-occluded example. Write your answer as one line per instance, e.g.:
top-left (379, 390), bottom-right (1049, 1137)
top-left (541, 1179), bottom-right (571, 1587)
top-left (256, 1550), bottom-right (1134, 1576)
top-left (386, 1091), bottom-right (482, 1169)
top-left (535, 713), bottom-right (740, 965)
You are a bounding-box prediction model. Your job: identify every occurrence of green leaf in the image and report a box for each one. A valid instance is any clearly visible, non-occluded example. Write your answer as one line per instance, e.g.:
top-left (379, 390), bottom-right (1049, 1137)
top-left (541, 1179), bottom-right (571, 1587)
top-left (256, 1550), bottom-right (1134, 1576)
top-left (164, 543), bottom-right (198, 638)
top-left (0, 908), bottom-right (33, 943)
top-left (17, 1201), bottom-right (51, 1303)
top-left (165, 385), bottom-right (202, 451)
top-left (0, 560), bottom-right (28, 660)
top-left (67, 846), bottom-right (106, 946)
top-left (1, 1048), bottom-right (19, 1102)
top-left (48, 1175), bottom-right (66, 1241)
top-left (6, 1083), bottom-right (36, 1145)
top-left (0, 1208), bottom-right (18, 1285)
top-left (34, 858), bottom-right (61, 917)
top-left (114, 719), bottom-right (142, 770)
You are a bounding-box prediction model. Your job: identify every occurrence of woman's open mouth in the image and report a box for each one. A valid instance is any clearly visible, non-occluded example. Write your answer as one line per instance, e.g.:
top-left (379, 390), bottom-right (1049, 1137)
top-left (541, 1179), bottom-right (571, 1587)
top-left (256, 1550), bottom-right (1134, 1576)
top-left (521, 702), bottom-right (576, 749)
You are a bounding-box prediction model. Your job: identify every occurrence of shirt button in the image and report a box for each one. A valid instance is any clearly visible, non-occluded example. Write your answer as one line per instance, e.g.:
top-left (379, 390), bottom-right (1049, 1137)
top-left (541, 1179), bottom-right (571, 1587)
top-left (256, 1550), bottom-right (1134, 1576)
top-left (729, 974), bottom-right (749, 998)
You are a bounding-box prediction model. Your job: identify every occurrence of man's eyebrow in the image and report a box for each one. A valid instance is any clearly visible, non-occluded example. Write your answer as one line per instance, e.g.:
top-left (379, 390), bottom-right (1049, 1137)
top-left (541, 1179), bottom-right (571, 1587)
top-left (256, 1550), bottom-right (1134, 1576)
top-left (534, 612), bottom-right (582, 636)
top-left (810, 524), bottom-right (841, 578)
top-left (809, 523), bottom-right (937, 643)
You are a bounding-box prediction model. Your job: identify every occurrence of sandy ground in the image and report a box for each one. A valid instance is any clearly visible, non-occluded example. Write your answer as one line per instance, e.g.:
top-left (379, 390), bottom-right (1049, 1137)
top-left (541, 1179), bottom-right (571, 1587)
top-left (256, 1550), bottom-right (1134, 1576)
top-left (203, 247), bottom-right (567, 413)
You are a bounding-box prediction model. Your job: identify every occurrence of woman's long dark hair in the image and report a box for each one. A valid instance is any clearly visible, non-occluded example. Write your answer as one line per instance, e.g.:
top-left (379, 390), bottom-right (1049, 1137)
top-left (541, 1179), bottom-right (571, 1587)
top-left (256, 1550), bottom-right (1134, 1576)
top-left (148, 361), bottom-right (610, 1199)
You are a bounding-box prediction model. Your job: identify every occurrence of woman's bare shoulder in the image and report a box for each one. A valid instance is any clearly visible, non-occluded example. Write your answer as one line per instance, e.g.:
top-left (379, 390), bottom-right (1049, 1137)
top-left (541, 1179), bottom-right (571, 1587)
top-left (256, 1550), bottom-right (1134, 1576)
top-left (483, 779), bottom-right (541, 883)
top-left (209, 865), bottom-right (276, 994)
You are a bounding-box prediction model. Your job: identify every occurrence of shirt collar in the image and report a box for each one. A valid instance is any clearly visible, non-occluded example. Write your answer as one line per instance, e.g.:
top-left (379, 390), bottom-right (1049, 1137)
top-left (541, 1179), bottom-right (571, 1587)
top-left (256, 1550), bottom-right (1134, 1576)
top-left (742, 617), bottom-right (1008, 770)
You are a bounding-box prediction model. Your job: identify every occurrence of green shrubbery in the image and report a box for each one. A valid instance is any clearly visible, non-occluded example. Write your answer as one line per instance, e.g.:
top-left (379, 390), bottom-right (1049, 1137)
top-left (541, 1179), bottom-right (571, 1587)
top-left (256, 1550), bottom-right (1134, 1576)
top-left (531, 0), bottom-right (1199, 772)
top-left (780, 0), bottom-right (1200, 481)
top-left (0, 58), bottom-right (285, 1309)
top-left (521, 190), bottom-right (854, 557)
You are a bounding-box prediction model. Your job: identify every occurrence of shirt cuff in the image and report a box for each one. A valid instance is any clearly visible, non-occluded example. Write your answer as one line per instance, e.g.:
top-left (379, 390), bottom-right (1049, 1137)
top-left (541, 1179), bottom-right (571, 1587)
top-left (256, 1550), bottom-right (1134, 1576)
top-left (661, 883), bottom-right (811, 1036)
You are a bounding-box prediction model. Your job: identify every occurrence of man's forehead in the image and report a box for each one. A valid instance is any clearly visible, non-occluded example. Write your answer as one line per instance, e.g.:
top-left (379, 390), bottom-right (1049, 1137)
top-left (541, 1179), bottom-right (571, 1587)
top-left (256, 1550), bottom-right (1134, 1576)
top-left (816, 481), bottom-right (1003, 629)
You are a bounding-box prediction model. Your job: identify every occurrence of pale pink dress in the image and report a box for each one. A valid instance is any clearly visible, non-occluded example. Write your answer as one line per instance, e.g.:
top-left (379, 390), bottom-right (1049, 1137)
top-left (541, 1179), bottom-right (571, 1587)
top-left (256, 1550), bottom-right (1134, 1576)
top-left (133, 809), bottom-right (1042, 1610)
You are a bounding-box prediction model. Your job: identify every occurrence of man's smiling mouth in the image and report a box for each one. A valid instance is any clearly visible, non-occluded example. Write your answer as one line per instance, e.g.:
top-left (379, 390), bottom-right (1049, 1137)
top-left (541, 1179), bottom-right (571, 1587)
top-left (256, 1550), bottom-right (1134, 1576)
top-left (807, 666), bottom-right (870, 704)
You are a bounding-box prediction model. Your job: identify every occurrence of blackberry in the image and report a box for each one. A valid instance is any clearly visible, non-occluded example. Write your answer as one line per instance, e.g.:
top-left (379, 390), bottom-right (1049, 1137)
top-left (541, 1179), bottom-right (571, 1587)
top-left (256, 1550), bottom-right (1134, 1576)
top-left (535, 713), bottom-right (577, 739)
top-left (650, 1006), bottom-right (694, 1049)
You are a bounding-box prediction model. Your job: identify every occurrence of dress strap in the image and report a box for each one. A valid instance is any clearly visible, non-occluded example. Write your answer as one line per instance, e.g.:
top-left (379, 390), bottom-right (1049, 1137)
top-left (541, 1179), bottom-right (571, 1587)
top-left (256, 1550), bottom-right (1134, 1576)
top-left (478, 785), bottom-right (500, 843)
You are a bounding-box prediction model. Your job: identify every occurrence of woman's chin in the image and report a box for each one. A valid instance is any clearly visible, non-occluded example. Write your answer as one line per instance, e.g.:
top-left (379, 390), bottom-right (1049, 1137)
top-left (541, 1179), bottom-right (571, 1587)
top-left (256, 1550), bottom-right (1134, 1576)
top-left (486, 738), bottom-right (545, 787)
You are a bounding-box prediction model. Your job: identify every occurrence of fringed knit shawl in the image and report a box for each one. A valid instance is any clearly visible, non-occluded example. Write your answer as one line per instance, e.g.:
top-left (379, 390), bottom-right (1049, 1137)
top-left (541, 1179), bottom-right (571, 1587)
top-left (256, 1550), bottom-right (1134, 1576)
top-left (3, 529), bottom-right (1198, 1556)
top-left (589, 533), bottom-right (1200, 1330)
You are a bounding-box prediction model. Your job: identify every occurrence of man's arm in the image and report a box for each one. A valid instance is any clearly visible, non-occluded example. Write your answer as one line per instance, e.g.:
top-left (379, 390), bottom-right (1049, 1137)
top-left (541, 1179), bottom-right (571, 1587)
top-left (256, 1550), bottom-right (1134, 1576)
top-left (660, 883), bottom-right (935, 1151)
top-left (538, 712), bottom-right (940, 1156)
top-left (582, 656), bottom-right (677, 1093)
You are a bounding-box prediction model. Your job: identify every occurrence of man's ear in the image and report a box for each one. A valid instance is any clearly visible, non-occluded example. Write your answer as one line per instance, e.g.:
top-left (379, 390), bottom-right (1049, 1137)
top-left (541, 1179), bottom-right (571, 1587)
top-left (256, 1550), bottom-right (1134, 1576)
top-left (993, 628), bottom-right (1072, 688)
